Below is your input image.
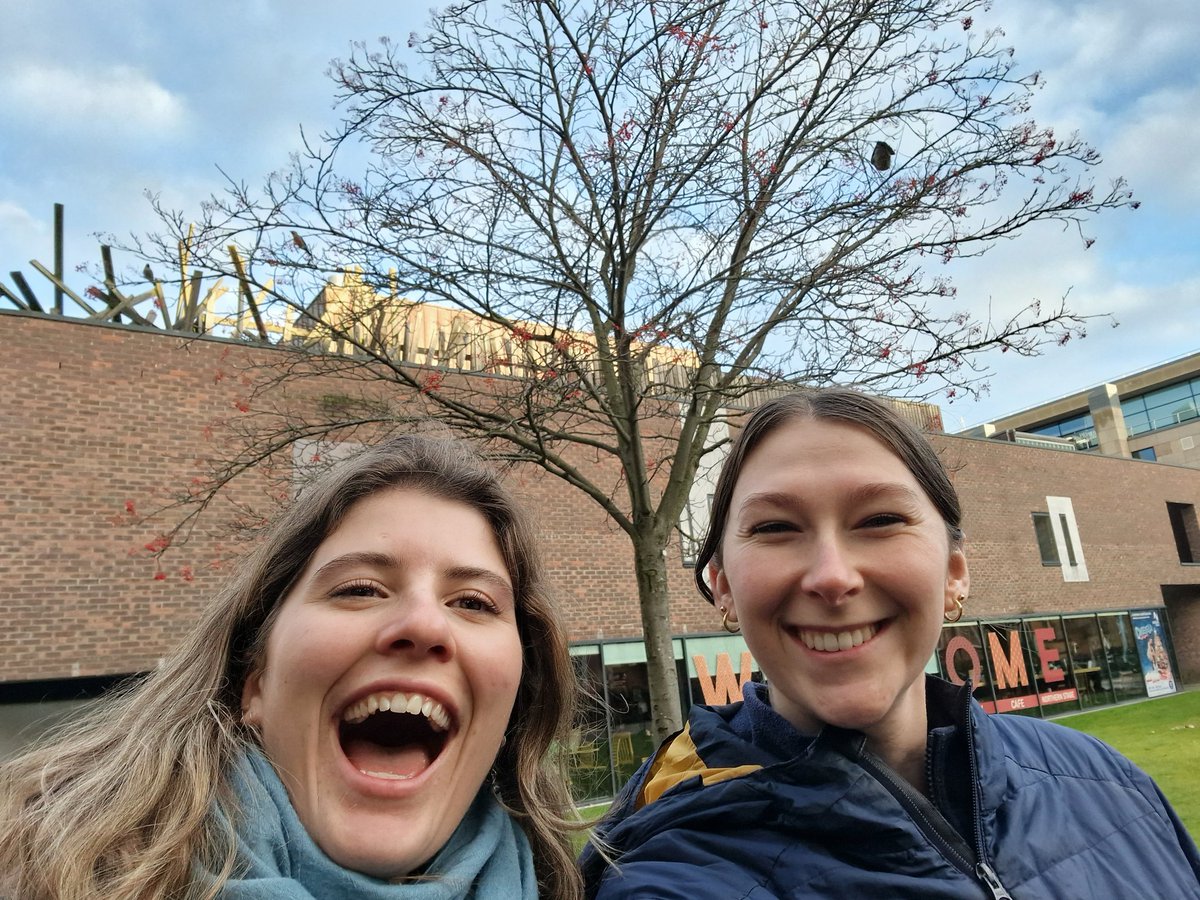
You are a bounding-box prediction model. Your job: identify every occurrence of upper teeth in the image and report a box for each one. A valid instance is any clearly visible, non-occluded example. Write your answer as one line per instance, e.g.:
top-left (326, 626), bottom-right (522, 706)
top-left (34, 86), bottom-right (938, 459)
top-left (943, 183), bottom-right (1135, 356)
top-left (342, 691), bottom-right (451, 732)
top-left (798, 623), bottom-right (878, 652)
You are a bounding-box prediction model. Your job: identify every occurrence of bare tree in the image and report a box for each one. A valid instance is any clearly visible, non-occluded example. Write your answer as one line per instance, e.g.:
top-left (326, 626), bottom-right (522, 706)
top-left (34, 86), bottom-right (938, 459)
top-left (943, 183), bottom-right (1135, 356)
top-left (140, 0), bottom-right (1134, 741)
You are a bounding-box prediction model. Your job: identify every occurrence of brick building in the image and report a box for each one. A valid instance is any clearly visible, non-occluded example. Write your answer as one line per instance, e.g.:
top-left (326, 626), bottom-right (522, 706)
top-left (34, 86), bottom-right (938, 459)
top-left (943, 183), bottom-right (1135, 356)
top-left (2, 310), bottom-right (1198, 793)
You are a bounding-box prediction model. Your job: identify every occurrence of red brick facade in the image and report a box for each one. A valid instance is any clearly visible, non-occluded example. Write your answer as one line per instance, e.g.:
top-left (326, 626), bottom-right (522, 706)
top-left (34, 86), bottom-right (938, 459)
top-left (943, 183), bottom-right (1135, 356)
top-left (3, 311), bottom-right (1198, 685)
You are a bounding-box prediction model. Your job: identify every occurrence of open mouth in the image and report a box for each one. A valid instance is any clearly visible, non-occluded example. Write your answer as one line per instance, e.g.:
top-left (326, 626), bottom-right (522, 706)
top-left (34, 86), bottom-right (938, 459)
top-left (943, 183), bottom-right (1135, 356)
top-left (338, 691), bottom-right (452, 780)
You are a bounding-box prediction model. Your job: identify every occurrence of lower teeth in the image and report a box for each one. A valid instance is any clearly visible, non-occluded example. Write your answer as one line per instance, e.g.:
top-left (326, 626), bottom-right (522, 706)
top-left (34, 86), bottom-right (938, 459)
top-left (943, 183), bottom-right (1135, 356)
top-left (362, 770), bottom-right (412, 780)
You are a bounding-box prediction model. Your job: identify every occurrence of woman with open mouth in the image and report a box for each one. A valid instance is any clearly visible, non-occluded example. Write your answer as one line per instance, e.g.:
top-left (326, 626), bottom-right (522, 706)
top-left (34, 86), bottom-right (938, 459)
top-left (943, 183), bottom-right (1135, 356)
top-left (1, 436), bottom-right (583, 899)
top-left (582, 388), bottom-right (1200, 899)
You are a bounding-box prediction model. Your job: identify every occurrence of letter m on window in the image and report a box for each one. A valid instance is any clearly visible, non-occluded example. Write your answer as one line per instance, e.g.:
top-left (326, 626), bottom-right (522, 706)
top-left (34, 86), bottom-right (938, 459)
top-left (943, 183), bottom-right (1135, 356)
top-left (987, 630), bottom-right (1029, 690)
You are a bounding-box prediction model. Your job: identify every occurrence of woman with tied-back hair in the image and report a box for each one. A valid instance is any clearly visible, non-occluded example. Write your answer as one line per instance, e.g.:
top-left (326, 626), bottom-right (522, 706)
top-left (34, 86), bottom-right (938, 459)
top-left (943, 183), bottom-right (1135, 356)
top-left (581, 387), bottom-right (1200, 899)
top-left (1, 435), bottom-right (584, 900)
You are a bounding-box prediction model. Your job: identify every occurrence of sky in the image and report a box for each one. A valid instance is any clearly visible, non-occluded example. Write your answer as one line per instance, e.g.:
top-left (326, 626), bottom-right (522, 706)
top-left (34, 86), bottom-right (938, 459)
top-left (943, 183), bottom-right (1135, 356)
top-left (2, 0), bottom-right (1197, 431)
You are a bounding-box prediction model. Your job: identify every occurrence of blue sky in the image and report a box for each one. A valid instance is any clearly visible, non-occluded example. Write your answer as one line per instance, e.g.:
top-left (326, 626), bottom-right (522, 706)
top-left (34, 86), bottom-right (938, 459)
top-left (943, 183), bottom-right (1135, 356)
top-left (2, 0), bottom-right (1197, 430)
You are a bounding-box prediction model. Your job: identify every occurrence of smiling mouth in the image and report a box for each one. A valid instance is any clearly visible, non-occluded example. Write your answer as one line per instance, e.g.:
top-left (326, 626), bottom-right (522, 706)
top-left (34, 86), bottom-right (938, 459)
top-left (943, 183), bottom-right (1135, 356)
top-left (339, 691), bottom-right (452, 780)
top-left (794, 622), bottom-right (879, 653)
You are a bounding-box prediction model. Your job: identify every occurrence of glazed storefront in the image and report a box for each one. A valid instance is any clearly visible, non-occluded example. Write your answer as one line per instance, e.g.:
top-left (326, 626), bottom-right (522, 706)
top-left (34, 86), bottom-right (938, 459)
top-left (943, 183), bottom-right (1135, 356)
top-left (937, 608), bottom-right (1179, 715)
top-left (569, 608), bottom-right (1180, 803)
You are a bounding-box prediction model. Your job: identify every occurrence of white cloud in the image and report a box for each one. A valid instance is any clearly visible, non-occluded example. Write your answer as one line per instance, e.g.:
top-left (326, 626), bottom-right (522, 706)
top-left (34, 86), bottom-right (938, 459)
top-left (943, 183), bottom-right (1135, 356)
top-left (0, 201), bottom-right (48, 273)
top-left (0, 63), bottom-right (188, 138)
top-left (0, 201), bottom-right (43, 234)
top-left (1001, 0), bottom-right (1199, 112)
top-left (1106, 85), bottom-right (1200, 211)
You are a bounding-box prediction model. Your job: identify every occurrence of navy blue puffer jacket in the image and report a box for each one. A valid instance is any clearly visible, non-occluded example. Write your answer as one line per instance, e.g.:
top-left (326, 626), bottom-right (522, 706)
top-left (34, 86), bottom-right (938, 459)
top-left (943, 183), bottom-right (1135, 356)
top-left (581, 677), bottom-right (1200, 899)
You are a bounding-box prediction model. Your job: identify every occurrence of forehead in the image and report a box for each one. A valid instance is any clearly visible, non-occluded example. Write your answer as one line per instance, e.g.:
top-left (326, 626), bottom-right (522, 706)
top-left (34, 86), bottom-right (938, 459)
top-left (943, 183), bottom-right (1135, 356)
top-left (317, 487), bottom-right (505, 561)
top-left (735, 417), bottom-right (918, 491)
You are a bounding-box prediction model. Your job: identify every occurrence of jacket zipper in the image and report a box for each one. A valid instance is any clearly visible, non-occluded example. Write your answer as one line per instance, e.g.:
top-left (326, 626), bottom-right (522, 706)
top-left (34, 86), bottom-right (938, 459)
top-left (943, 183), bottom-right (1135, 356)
top-left (961, 684), bottom-right (1015, 900)
top-left (976, 861), bottom-right (1014, 900)
top-left (844, 722), bottom-right (1015, 900)
top-left (852, 746), bottom-right (978, 876)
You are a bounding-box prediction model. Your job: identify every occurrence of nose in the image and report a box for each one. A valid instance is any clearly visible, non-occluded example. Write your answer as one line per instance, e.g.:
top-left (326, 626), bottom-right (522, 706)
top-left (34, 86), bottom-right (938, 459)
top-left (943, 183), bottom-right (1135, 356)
top-left (374, 592), bottom-right (454, 662)
top-left (799, 533), bottom-right (863, 604)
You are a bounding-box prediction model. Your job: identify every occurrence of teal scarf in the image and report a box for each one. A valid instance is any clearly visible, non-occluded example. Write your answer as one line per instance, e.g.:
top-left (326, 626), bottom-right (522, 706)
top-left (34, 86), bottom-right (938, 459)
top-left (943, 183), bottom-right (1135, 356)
top-left (214, 750), bottom-right (538, 899)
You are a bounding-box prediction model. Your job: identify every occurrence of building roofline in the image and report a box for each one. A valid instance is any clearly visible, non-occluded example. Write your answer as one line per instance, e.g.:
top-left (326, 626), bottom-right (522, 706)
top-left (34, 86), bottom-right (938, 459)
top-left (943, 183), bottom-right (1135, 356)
top-left (958, 347), bottom-right (1200, 433)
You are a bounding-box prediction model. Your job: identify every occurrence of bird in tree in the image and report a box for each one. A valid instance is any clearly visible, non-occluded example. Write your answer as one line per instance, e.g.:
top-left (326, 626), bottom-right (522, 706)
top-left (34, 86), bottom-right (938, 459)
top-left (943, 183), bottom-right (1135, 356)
top-left (871, 141), bottom-right (895, 171)
top-left (291, 230), bottom-right (312, 258)
top-left (142, 264), bottom-right (155, 282)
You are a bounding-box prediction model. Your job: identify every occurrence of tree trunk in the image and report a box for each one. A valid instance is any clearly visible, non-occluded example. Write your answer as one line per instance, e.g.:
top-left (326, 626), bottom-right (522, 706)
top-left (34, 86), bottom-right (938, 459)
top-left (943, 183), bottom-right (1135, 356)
top-left (632, 534), bottom-right (684, 744)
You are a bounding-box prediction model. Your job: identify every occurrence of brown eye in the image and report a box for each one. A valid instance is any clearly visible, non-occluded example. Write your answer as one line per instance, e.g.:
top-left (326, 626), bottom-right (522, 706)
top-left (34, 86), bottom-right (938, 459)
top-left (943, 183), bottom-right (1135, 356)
top-left (750, 521), bottom-right (793, 535)
top-left (861, 513), bottom-right (905, 528)
top-left (452, 591), bottom-right (499, 614)
top-left (331, 579), bottom-right (382, 598)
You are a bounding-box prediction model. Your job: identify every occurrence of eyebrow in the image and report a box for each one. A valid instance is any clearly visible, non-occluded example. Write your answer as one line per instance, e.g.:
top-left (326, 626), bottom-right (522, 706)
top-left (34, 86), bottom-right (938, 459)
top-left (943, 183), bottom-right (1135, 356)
top-left (308, 552), bottom-right (513, 597)
top-left (740, 482), bottom-right (923, 511)
top-left (444, 565), bottom-right (514, 597)
top-left (309, 551), bottom-right (397, 583)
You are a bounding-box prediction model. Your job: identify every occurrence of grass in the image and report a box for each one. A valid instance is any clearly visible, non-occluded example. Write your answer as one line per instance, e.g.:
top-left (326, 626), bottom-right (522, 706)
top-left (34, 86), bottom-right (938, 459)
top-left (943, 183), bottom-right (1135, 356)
top-left (572, 802), bottom-right (611, 855)
top-left (1053, 689), bottom-right (1200, 840)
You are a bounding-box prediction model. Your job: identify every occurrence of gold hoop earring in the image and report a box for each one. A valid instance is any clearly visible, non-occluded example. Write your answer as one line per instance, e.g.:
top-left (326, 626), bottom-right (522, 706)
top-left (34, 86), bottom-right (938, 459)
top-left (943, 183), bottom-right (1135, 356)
top-left (944, 594), bottom-right (965, 624)
top-left (720, 606), bottom-right (741, 634)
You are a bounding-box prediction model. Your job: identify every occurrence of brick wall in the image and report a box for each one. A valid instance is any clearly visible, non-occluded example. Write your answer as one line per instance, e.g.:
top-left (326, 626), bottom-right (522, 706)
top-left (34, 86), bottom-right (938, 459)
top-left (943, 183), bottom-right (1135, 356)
top-left (3, 311), bottom-right (1198, 685)
top-left (937, 435), bottom-right (1200, 618)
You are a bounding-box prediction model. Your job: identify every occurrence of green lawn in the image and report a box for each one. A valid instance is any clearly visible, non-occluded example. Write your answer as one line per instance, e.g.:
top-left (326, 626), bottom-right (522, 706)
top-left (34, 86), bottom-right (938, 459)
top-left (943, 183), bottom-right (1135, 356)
top-left (573, 802), bottom-right (611, 855)
top-left (1053, 689), bottom-right (1200, 839)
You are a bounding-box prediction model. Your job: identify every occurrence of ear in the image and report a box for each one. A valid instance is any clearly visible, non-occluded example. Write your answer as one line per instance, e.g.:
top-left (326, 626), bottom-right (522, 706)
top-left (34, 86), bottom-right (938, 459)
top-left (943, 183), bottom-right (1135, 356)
top-left (708, 561), bottom-right (736, 618)
top-left (944, 547), bottom-right (970, 617)
top-left (241, 669), bottom-right (264, 727)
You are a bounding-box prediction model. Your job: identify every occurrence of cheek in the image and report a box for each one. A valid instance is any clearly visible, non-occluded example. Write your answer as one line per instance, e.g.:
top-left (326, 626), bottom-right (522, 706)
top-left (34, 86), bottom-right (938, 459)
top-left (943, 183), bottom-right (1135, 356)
top-left (722, 560), bottom-right (772, 609)
top-left (498, 642), bottom-right (525, 699)
top-left (463, 624), bottom-right (523, 697)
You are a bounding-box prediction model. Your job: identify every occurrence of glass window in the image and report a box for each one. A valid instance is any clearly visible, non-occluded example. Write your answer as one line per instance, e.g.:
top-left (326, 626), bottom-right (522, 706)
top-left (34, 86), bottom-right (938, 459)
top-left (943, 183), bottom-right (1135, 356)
top-left (938, 613), bottom-right (1161, 717)
top-left (567, 648), bottom-right (612, 803)
top-left (1032, 512), bottom-right (1060, 565)
top-left (1120, 395), bottom-right (1148, 416)
top-left (1122, 379), bottom-right (1200, 435)
top-left (604, 661), bottom-right (650, 785)
top-left (1057, 414), bottom-right (1093, 435)
top-left (1031, 413), bottom-right (1093, 439)
top-left (600, 640), bottom-right (687, 790)
top-left (1122, 411), bottom-right (1151, 436)
top-left (1131, 446), bottom-right (1157, 461)
top-left (1097, 614), bottom-right (1148, 702)
top-left (1147, 398), bottom-right (1197, 430)
top-left (1063, 616), bottom-right (1111, 708)
top-left (1023, 617), bottom-right (1079, 714)
top-left (936, 623), bottom-right (1004, 711)
top-left (1139, 381), bottom-right (1194, 409)
top-left (985, 621), bottom-right (1048, 716)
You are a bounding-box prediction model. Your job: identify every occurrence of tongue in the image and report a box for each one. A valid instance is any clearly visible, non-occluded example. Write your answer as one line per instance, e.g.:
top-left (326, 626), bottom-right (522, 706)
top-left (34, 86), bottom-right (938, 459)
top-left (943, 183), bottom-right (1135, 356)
top-left (343, 738), bottom-right (432, 779)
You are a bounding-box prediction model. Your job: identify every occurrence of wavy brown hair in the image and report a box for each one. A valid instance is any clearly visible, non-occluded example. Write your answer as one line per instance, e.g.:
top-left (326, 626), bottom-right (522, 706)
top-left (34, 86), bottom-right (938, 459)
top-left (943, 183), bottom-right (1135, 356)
top-left (0, 435), bottom-right (582, 900)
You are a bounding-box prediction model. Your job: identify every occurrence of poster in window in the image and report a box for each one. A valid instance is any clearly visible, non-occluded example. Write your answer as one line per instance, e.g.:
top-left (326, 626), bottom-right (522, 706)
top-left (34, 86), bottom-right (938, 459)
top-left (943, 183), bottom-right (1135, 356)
top-left (1130, 610), bottom-right (1177, 698)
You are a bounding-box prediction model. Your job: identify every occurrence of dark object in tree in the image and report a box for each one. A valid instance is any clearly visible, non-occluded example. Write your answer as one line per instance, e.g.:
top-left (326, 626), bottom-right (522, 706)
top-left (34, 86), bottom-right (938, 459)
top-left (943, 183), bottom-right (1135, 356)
top-left (871, 141), bottom-right (896, 171)
top-left (143, 264), bottom-right (155, 282)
